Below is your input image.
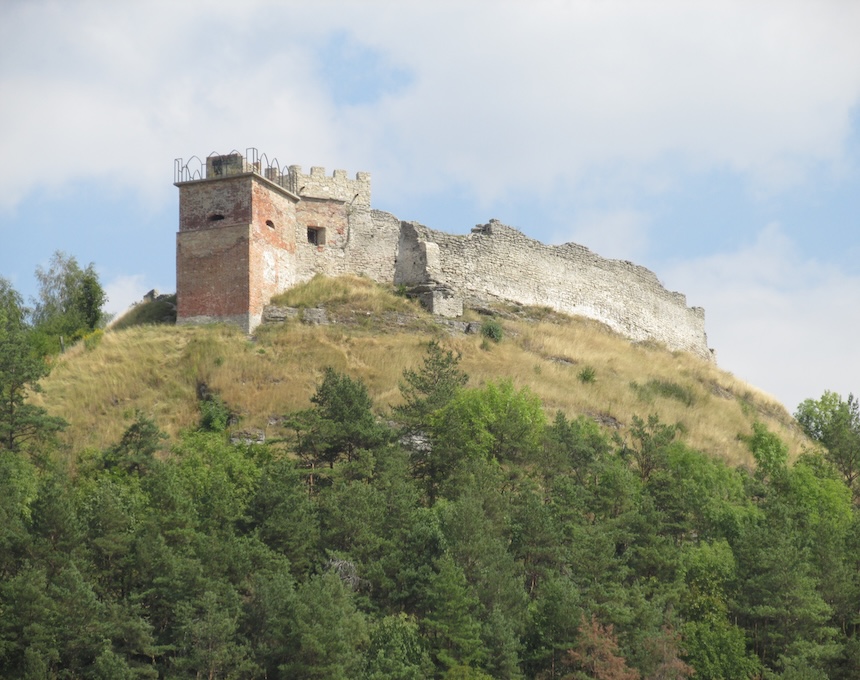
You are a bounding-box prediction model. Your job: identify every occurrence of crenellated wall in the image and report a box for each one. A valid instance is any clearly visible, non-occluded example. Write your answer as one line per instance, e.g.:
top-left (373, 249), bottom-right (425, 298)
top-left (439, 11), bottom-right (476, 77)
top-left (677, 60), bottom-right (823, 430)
top-left (175, 151), bottom-right (712, 359)
top-left (287, 165), bottom-right (371, 207)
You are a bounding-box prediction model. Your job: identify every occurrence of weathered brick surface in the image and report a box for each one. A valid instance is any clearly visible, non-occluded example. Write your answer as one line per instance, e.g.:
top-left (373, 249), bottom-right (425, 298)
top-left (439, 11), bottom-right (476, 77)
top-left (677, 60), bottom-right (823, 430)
top-left (248, 179), bottom-right (299, 329)
top-left (176, 171), bottom-right (301, 331)
top-left (296, 198), bottom-right (348, 248)
top-left (175, 152), bottom-right (713, 359)
top-left (177, 177), bottom-right (253, 232)
top-left (176, 224), bottom-right (250, 323)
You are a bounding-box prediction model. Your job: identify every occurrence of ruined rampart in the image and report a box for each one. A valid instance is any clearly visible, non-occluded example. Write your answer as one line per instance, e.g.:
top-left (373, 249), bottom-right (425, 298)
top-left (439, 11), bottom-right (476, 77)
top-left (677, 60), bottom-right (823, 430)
top-left (394, 220), bottom-right (711, 360)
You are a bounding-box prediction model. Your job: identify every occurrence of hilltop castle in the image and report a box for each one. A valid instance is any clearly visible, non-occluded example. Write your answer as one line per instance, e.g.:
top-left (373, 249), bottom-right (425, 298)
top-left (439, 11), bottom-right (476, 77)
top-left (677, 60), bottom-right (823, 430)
top-left (175, 149), bottom-right (712, 360)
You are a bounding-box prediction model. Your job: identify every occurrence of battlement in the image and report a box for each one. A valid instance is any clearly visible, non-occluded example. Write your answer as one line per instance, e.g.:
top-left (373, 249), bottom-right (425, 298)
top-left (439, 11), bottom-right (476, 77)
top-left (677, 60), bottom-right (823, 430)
top-left (286, 165), bottom-right (371, 207)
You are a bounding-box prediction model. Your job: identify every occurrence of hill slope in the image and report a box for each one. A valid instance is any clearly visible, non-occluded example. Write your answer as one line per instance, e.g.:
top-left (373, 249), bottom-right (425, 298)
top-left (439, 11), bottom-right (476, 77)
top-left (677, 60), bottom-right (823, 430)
top-left (37, 276), bottom-right (807, 464)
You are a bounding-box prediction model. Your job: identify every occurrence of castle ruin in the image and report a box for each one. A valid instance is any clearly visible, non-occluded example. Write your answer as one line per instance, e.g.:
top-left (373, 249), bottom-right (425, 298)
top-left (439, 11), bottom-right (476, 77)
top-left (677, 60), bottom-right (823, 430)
top-left (175, 149), bottom-right (712, 360)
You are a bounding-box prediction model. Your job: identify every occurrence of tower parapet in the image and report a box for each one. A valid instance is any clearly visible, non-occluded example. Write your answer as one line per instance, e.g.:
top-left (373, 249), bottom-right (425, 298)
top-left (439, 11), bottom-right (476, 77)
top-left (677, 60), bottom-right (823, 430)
top-left (174, 149), bottom-right (371, 207)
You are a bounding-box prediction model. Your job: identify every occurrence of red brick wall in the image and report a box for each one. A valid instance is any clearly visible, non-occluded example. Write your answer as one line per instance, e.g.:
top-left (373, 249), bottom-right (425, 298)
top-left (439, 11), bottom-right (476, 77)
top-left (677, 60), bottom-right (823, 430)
top-left (176, 174), bottom-right (301, 330)
top-left (251, 179), bottom-right (298, 243)
top-left (176, 224), bottom-right (250, 319)
top-left (248, 178), bottom-right (299, 322)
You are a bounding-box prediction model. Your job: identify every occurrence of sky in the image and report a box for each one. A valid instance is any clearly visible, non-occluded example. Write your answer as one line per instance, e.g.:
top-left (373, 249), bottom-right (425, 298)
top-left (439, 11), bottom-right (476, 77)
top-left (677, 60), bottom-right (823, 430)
top-left (1, 0), bottom-right (860, 412)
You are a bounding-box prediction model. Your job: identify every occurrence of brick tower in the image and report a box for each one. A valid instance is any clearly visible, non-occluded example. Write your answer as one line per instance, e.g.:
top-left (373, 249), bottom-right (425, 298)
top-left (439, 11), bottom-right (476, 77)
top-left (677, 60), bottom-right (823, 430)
top-left (175, 152), bottom-right (298, 332)
top-left (174, 150), bottom-right (372, 332)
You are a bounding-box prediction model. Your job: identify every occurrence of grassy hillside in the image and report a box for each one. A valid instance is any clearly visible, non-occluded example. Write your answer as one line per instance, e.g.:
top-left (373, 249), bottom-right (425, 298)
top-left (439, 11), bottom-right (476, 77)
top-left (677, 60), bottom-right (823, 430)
top-left (109, 293), bottom-right (177, 330)
top-left (36, 276), bottom-right (808, 464)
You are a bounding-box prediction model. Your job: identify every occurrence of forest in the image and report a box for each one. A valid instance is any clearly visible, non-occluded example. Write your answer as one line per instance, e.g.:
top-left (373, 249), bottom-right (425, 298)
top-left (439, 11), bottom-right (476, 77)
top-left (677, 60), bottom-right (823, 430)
top-left (2, 269), bottom-right (860, 679)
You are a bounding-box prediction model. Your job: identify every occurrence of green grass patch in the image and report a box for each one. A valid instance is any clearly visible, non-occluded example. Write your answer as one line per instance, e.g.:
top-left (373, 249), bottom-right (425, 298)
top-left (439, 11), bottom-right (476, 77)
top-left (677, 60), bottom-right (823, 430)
top-left (631, 379), bottom-right (697, 407)
top-left (578, 365), bottom-right (596, 384)
top-left (83, 329), bottom-right (104, 351)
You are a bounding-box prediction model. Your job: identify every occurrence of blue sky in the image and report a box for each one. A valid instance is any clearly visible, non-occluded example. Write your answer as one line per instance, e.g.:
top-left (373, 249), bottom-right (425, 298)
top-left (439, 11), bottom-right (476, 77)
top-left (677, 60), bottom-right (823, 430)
top-left (2, 0), bottom-right (860, 412)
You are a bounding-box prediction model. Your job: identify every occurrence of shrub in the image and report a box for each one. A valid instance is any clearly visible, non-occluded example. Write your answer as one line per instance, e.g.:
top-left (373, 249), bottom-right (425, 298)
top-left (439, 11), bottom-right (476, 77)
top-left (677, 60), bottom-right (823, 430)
top-left (200, 395), bottom-right (232, 432)
top-left (480, 319), bottom-right (503, 343)
top-left (578, 365), bottom-right (596, 384)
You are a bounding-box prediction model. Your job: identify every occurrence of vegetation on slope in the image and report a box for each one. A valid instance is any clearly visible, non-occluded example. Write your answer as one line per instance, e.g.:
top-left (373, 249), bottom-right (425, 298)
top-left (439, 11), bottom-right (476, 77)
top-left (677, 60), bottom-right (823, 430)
top-left (269, 274), bottom-right (418, 316)
top-left (3, 334), bottom-right (860, 678)
top-left (110, 293), bottom-right (177, 331)
top-left (37, 276), bottom-right (806, 465)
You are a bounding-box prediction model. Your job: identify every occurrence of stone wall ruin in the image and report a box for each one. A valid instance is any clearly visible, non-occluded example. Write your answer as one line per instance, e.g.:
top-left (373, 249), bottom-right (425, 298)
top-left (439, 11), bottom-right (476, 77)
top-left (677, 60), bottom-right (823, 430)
top-left (394, 220), bottom-right (711, 360)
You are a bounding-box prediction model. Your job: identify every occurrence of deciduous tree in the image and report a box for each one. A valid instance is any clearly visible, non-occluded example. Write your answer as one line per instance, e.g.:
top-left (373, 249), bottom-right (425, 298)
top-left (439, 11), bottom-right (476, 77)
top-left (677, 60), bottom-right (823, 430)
top-left (0, 279), bottom-right (65, 453)
top-left (796, 391), bottom-right (860, 494)
top-left (31, 251), bottom-right (107, 352)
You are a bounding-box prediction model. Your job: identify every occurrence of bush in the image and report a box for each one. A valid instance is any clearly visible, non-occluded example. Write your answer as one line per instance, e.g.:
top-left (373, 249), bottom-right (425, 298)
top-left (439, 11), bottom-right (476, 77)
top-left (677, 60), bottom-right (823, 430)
top-left (200, 395), bottom-right (232, 432)
top-left (480, 319), bottom-right (503, 343)
top-left (578, 365), bottom-right (596, 384)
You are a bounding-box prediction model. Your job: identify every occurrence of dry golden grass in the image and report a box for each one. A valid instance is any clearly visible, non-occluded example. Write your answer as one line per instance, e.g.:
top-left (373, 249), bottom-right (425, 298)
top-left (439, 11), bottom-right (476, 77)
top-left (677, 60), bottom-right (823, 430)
top-left (36, 277), bottom-right (810, 466)
top-left (32, 325), bottom-right (206, 452)
top-left (467, 316), bottom-right (809, 467)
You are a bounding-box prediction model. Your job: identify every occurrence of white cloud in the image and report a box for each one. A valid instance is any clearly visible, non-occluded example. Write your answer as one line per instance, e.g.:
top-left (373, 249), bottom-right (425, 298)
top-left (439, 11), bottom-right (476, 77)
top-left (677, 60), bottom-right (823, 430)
top-left (552, 209), bottom-right (651, 262)
top-left (346, 1), bottom-right (860, 202)
top-left (2, 1), bottom-right (860, 211)
top-left (103, 274), bottom-right (150, 317)
top-left (0, 1), bottom-right (341, 211)
top-left (663, 224), bottom-right (860, 411)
